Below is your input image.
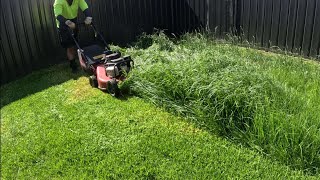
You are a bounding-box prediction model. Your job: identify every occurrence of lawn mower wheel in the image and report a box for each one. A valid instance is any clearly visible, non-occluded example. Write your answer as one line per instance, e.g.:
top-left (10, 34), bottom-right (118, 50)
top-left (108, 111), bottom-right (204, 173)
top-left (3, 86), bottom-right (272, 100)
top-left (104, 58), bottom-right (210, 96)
top-left (107, 79), bottom-right (120, 97)
top-left (89, 75), bottom-right (98, 88)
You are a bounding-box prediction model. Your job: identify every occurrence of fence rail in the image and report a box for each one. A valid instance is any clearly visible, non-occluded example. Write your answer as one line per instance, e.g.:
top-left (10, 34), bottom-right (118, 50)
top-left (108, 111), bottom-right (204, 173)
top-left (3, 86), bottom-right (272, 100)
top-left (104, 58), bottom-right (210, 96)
top-left (1, 0), bottom-right (319, 84)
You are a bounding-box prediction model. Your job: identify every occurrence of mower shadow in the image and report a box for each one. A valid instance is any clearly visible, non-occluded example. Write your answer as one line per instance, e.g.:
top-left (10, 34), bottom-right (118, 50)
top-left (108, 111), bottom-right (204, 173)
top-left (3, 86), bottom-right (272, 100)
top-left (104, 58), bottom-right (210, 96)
top-left (0, 63), bottom-right (84, 109)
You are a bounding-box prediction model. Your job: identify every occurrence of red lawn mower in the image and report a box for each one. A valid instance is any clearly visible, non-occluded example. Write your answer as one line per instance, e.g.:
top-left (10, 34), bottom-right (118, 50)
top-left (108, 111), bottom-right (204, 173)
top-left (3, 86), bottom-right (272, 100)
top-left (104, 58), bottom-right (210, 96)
top-left (70, 24), bottom-right (134, 97)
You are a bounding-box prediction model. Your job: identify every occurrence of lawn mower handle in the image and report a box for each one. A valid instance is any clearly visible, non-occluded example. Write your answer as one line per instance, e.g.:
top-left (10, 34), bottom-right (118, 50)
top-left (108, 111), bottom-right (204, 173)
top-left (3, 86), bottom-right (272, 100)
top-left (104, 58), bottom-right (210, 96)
top-left (90, 23), bottom-right (110, 50)
top-left (68, 22), bottom-right (110, 50)
top-left (68, 28), bottom-right (82, 50)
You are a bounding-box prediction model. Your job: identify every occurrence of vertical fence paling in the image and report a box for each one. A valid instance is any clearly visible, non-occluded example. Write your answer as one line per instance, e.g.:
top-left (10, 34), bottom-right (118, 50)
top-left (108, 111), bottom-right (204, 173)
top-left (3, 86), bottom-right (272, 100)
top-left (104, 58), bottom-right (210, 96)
top-left (310, 0), bottom-right (320, 57)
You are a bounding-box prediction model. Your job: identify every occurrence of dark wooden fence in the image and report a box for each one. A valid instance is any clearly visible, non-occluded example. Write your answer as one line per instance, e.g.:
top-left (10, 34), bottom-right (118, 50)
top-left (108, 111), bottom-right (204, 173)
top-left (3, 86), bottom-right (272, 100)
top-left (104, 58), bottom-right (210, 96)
top-left (236, 0), bottom-right (320, 57)
top-left (1, 0), bottom-right (62, 85)
top-left (1, 0), bottom-right (319, 84)
top-left (87, 0), bottom-right (232, 43)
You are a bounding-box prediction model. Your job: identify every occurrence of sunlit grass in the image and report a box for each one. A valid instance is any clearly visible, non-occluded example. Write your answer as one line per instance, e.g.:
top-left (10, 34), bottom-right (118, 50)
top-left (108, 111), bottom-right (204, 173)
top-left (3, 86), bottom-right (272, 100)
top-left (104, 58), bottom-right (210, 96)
top-left (1, 58), bottom-right (317, 179)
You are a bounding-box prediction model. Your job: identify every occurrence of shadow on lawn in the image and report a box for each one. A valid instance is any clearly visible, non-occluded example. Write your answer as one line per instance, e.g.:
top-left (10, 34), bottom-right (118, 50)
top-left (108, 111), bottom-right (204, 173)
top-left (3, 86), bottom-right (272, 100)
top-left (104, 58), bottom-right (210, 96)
top-left (0, 61), bottom-right (136, 108)
top-left (0, 63), bottom-right (83, 108)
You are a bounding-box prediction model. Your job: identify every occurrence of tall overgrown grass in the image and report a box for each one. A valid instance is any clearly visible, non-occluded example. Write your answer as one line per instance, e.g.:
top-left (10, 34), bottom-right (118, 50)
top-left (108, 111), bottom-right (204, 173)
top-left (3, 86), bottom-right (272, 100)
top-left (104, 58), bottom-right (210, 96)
top-left (119, 32), bottom-right (320, 174)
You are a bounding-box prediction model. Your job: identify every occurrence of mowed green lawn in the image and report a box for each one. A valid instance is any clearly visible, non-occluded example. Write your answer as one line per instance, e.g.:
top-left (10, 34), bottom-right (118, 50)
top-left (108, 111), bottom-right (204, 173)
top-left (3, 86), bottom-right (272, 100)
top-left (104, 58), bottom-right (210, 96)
top-left (1, 64), bottom-right (317, 179)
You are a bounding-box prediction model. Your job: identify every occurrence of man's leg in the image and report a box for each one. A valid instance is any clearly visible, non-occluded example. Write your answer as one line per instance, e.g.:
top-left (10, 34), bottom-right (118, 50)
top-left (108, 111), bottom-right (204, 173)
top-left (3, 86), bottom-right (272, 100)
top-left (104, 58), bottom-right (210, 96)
top-left (58, 21), bottom-right (79, 73)
top-left (67, 47), bottom-right (78, 73)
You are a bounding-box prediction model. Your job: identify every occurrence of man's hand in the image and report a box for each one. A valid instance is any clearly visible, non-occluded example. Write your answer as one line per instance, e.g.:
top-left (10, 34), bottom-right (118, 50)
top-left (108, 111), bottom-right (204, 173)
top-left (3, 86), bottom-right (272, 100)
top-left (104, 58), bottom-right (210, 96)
top-left (84, 17), bottom-right (92, 25)
top-left (65, 20), bottom-right (76, 29)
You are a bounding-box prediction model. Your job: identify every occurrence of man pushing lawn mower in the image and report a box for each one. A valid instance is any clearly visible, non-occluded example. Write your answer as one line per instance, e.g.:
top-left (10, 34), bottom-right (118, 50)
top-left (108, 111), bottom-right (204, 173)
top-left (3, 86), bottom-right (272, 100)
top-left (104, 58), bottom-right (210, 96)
top-left (53, 0), bottom-right (92, 73)
top-left (53, 0), bottom-right (134, 97)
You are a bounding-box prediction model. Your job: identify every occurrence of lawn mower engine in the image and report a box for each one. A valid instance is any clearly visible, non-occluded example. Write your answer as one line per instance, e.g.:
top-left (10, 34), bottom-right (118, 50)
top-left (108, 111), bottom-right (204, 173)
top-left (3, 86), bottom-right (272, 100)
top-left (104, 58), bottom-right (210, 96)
top-left (104, 51), bottom-right (132, 78)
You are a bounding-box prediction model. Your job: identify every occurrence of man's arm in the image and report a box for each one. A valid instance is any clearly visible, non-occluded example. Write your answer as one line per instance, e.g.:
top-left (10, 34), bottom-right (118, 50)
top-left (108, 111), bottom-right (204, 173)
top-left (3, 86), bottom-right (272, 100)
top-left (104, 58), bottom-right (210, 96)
top-left (79, 0), bottom-right (92, 25)
top-left (79, 0), bottom-right (91, 16)
top-left (54, 1), bottom-right (76, 29)
top-left (54, 3), bottom-right (66, 25)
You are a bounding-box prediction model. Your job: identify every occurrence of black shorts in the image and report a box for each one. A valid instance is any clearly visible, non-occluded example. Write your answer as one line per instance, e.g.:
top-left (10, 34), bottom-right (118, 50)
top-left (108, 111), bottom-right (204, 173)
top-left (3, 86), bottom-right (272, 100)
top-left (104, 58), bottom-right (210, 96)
top-left (58, 18), bottom-right (78, 49)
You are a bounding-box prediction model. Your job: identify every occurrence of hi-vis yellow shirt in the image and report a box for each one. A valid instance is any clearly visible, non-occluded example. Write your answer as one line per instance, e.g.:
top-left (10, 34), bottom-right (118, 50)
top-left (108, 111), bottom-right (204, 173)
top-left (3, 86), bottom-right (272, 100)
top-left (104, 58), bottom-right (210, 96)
top-left (53, 0), bottom-right (89, 27)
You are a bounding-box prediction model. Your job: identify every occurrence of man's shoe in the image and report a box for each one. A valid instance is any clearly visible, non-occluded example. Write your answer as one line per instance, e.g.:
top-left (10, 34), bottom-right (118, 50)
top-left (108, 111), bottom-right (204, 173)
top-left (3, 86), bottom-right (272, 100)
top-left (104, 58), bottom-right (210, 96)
top-left (70, 59), bottom-right (78, 73)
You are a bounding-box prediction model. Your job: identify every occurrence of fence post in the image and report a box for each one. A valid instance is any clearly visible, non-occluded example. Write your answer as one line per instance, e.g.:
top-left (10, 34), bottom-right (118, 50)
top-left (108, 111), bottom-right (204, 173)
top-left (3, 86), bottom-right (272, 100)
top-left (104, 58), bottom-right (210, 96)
top-left (206, 0), bottom-right (210, 31)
